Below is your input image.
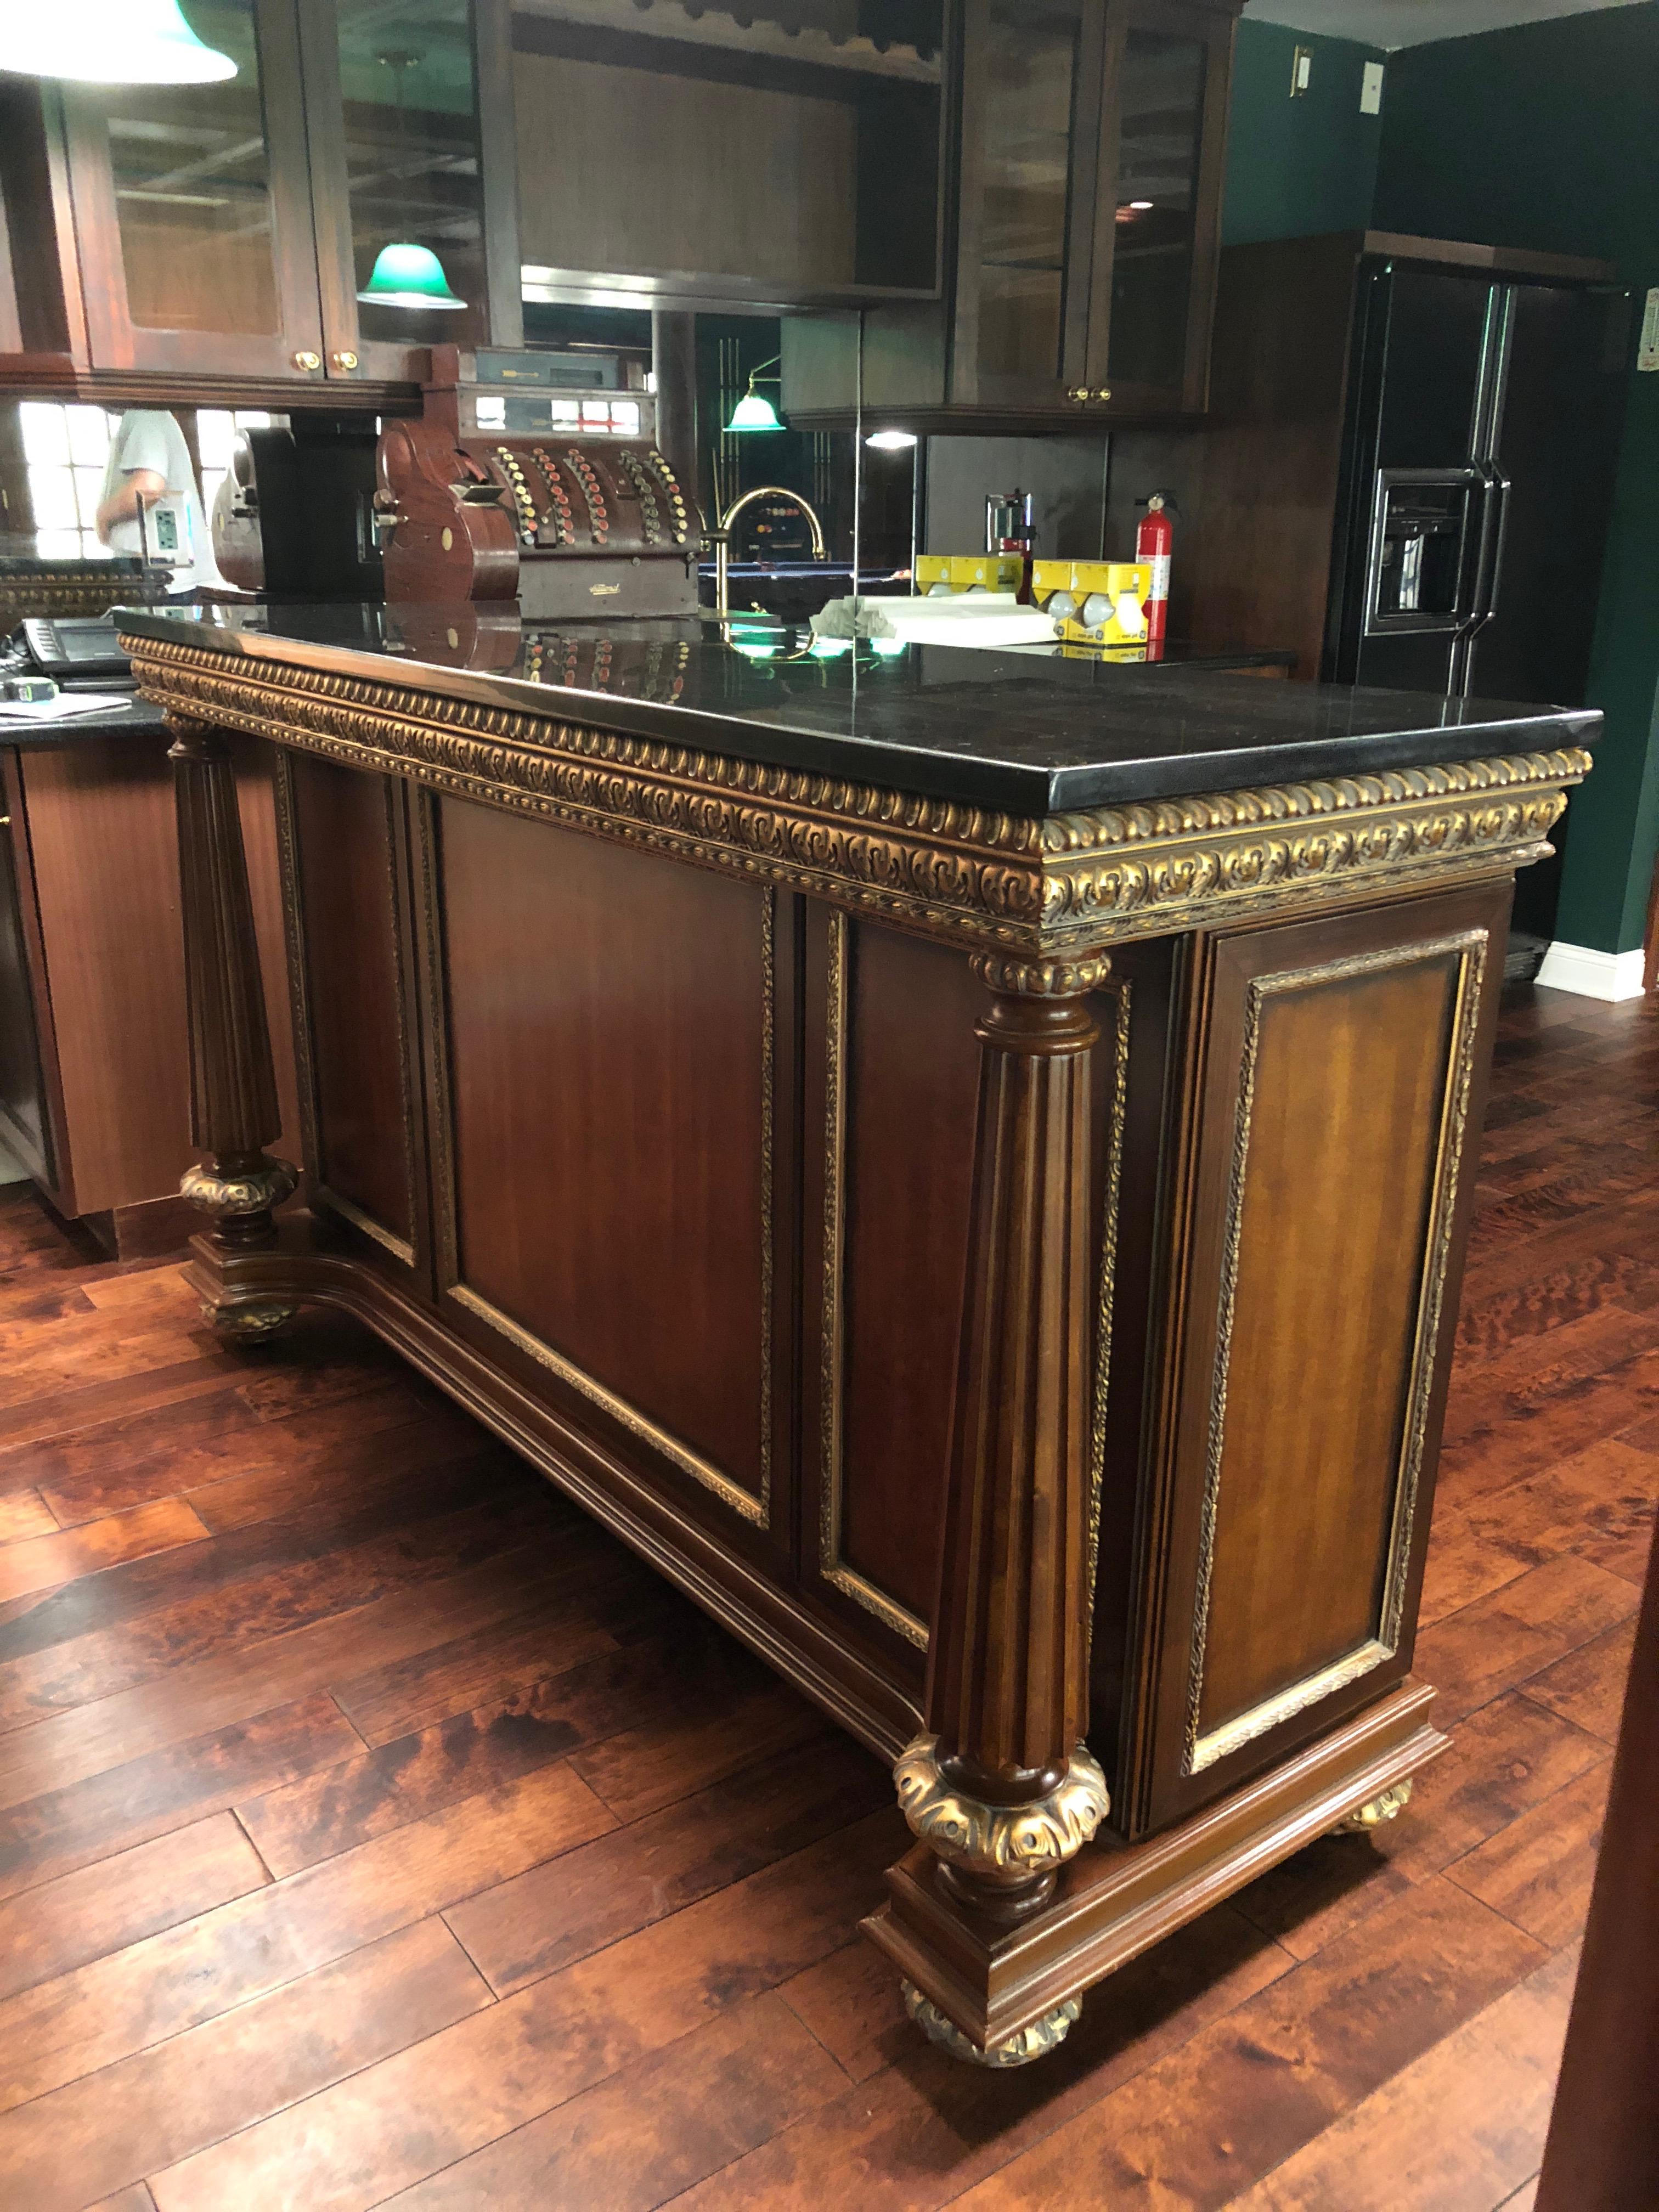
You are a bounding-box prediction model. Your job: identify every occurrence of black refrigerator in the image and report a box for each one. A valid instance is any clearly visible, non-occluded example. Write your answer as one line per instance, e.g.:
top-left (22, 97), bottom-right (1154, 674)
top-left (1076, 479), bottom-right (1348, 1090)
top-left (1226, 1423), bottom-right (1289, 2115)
top-left (1325, 260), bottom-right (1629, 702)
top-left (1322, 258), bottom-right (1629, 941)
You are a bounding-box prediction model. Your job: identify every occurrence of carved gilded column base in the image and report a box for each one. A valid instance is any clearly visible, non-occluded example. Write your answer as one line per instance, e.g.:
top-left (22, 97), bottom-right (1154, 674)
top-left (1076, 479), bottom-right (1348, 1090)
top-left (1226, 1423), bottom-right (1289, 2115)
top-left (182, 1156), bottom-right (298, 1236)
top-left (1333, 1779), bottom-right (1414, 1835)
top-left (902, 1982), bottom-right (1082, 2069)
top-left (894, 1733), bottom-right (1110, 1921)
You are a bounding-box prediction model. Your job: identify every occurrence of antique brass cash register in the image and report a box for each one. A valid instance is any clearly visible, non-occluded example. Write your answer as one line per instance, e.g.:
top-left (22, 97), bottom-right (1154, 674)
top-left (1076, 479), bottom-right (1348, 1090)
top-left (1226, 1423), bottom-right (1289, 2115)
top-left (375, 345), bottom-right (699, 621)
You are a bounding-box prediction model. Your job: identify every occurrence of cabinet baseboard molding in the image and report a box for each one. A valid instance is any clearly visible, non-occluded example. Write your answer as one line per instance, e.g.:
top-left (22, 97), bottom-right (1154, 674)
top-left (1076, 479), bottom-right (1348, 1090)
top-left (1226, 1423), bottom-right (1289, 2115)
top-left (1536, 941), bottom-right (1649, 1001)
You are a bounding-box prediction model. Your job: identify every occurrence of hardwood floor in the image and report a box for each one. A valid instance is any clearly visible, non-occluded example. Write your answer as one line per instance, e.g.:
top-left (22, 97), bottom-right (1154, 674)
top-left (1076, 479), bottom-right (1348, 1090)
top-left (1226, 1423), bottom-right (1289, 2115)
top-left (0, 983), bottom-right (1650, 2211)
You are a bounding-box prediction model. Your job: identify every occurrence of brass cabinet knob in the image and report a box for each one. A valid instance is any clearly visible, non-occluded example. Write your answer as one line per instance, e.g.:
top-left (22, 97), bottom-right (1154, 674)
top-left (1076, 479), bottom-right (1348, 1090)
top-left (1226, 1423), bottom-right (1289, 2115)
top-left (330, 350), bottom-right (359, 372)
top-left (1092, 387), bottom-right (1113, 402)
top-left (291, 350), bottom-right (322, 372)
top-left (1066, 385), bottom-right (1089, 402)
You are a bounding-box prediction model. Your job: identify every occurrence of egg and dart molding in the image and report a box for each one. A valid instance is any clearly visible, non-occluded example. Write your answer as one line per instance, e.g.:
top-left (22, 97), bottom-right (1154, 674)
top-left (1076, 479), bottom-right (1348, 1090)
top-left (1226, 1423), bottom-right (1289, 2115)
top-left (274, 346), bottom-right (1177, 659)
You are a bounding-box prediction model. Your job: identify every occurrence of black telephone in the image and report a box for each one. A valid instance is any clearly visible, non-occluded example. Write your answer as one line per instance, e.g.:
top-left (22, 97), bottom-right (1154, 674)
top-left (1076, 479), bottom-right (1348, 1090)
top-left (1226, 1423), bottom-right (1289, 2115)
top-left (9, 617), bottom-right (132, 685)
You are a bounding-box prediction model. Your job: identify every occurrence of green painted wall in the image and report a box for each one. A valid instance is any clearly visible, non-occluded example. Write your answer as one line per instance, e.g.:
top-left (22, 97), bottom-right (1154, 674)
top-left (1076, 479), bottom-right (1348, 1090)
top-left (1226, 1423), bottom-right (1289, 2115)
top-left (1221, 19), bottom-right (1385, 248)
top-left (1375, 5), bottom-right (1659, 956)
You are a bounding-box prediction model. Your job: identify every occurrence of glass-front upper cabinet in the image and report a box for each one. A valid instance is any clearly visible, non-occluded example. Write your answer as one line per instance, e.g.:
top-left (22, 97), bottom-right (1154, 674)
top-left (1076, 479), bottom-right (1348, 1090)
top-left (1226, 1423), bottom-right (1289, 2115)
top-left (59, 0), bottom-right (328, 382)
top-left (947, 0), bottom-right (1235, 414)
top-left (952, 0), bottom-right (1098, 408)
top-left (1087, 0), bottom-right (1233, 410)
top-left (301, 0), bottom-right (504, 383)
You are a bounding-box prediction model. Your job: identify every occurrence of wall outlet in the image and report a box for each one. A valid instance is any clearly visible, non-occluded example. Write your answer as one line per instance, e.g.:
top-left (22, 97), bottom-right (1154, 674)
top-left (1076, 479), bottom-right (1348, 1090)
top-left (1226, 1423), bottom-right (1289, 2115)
top-left (1291, 44), bottom-right (1312, 96)
top-left (1361, 60), bottom-right (1385, 115)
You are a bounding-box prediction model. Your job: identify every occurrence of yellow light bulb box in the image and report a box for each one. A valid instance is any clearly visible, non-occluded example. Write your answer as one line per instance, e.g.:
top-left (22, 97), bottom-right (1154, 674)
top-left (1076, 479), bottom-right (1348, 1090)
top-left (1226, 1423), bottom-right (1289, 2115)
top-left (1031, 559), bottom-right (1153, 646)
top-left (914, 554), bottom-right (1027, 594)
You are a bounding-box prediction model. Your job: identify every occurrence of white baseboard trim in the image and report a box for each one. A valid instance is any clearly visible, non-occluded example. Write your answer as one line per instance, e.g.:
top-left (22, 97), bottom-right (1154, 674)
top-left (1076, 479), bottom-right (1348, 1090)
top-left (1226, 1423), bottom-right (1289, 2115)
top-left (1534, 942), bottom-right (1650, 1001)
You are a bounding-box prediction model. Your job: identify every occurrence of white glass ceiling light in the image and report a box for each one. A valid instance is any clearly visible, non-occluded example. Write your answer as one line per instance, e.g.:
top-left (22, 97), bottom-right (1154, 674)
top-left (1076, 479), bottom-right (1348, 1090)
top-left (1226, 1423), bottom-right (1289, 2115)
top-left (865, 429), bottom-right (918, 450)
top-left (3, 0), bottom-right (237, 83)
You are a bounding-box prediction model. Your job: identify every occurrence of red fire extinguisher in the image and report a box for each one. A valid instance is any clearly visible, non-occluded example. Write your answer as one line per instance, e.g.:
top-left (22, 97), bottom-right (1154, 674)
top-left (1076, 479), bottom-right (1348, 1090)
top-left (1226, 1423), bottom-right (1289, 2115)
top-left (1137, 493), bottom-right (1173, 661)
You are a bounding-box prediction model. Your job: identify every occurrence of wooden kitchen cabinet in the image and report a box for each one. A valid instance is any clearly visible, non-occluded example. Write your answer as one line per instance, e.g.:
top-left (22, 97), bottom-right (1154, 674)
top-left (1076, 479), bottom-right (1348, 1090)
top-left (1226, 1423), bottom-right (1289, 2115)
top-left (0, 0), bottom-right (519, 401)
top-left (0, 725), bottom-right (300, 1256)
top-left (784, 0), bottom-right (1240, 427)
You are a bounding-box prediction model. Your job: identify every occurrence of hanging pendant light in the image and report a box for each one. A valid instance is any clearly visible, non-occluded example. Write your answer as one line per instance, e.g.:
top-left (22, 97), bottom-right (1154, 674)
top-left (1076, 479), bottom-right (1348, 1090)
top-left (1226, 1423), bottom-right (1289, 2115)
top-left (3, 0), bottom-right (237, 83)
top-left (357, 241), bottom-right (467, 311)
top-left (355, 48), bottom-right (467, 314)
top-left (725, 356), bottom-right (785, 433)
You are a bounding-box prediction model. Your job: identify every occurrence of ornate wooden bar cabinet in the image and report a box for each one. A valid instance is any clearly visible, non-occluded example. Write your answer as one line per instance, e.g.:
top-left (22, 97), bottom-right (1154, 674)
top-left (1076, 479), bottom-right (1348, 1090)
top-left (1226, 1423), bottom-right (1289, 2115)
top-left (121, 603), bottom-right (1595, 2067)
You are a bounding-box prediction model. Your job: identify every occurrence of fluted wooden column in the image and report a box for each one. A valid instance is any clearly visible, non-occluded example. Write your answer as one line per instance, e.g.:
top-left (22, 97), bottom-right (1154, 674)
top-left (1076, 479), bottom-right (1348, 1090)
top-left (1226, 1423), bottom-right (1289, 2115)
top-left (170, 716), bottom-right (297, 1332)
top-left (893, 954), bottom-right (1110, 2061)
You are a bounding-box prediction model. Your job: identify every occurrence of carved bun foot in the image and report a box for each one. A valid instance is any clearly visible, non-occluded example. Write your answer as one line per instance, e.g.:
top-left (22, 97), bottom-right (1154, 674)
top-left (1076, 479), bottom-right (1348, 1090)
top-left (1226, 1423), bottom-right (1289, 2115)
top-left (201, 1296), bottom-right (300, 1342)
top-left (902, 1983), bottom-right (1082, 2068)
top-left (1334, 1779), bottom-right (1414, 1835)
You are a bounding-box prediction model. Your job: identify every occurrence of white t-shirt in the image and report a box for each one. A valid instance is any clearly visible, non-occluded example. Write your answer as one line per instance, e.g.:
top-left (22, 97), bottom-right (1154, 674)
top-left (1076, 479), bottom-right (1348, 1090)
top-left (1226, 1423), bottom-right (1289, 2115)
top-left (99, 411), bottom-right (215, 591)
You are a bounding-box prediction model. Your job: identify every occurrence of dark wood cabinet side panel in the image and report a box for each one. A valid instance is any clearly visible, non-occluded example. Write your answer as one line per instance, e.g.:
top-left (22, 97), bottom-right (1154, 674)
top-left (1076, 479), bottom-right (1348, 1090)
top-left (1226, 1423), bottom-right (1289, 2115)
top-left (0, 754), bottom-right (55, 1184)
top-left (437, 797), bottom-right (771, 1504)
top-left (1198, 951), bottom-right (1457, 1734)
top-left (291, 753), bottom-right (413, 1243)
top-left (17, 738), bottom-right (190, 1216)
top-left (1138, 881), bottom-right (1509, 1830)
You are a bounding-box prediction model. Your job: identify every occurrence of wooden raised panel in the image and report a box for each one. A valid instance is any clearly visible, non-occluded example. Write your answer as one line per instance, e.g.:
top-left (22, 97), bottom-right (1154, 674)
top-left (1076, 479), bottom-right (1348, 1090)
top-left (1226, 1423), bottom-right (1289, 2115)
top-left (1139, 882), bottom-right (1508, 1827)
top-left (806, 907), bottom-right (1147, 1687)
top-left (1195, 948), bottom-right (1464, 1736)
top-left (290, 754), bottom-right (415, 1255)
top-left (434, 795), bottom-right (782, 1532)
top-left (822, 913), bottom-right (981, 1639)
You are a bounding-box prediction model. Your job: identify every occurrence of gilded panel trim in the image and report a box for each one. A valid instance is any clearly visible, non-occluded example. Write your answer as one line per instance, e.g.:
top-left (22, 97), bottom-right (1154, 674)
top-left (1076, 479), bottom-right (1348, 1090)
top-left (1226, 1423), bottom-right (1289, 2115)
top-left (125, 633), bottom-right (1587, 957)
top-left (380, 776), bottom-right (422, 1266)
top-left (420, 805), bottom-right (774, 1530)
top-left (450, 1284), bottom-right (766, 1526)
top-left (817, 910), bottom-right (930, 1647)
top-left (318, 1187), bottom-right (416, 1269)
top-left (413, 791), bottom-right (459, 1288)
top-left (270, 749), bottom-right (320, 1177)
top-left (817, 927), bottom-right (1131, 1652)
top-left (1087, 981), bottom-right (1133, 1604)
top-left (1182, 927), bottom-right (1489, 1777)
top-left (275, 751), bottom-right (420, 1266)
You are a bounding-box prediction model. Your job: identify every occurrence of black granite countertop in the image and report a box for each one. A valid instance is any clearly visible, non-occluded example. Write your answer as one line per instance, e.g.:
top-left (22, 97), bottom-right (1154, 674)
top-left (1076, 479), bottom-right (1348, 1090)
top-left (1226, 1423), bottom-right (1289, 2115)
top-left (0, 690), bottom-right (168, 750)
top-left (115, 601), bottom-right (1599, 815)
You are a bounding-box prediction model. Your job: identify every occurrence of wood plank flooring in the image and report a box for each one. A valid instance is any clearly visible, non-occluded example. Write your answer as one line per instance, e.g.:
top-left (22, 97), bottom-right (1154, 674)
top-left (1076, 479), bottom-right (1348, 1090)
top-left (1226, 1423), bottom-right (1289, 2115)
top-left (0, 982), bottom-right (1651, 2210)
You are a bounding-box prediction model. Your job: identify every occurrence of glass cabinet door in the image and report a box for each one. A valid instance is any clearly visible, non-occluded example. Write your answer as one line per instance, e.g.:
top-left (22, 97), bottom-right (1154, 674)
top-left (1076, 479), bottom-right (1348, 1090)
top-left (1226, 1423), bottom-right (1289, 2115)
top-left (301, 0), bottom-right (499, 385)
top-left (953, 0), bottom-right (1102, 407)
top-left (1087, 0), bottom-right (1233, 409)
top-left (60, 0), bottom-right (328, 382)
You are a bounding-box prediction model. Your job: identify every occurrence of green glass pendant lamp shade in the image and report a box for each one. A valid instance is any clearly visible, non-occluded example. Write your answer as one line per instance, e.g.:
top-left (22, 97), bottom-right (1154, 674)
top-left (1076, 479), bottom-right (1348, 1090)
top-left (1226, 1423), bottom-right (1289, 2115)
top-left (725, 356), bottom-right (785, 433)
top-left (2, 0), bottom-right (236, 82)
top-left (357, 242), bottom-right (467, 311)
top-left (726, 390), bottom-right (783, 432)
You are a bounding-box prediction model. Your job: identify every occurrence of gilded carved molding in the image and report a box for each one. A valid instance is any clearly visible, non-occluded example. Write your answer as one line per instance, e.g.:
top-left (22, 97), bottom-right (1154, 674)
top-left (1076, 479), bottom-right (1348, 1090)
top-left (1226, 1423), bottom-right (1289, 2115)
top-left (125, 635), bottom-right (1588, 957)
